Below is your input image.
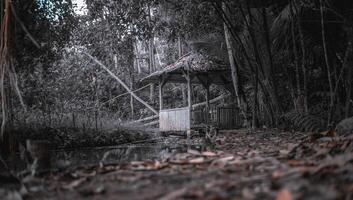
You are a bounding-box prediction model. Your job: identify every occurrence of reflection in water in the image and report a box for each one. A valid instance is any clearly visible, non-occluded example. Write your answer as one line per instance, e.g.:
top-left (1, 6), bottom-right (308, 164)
top-left (52, 144), bottom-right (200, 170)
top-left (7, 143), bottom-right (203, 172)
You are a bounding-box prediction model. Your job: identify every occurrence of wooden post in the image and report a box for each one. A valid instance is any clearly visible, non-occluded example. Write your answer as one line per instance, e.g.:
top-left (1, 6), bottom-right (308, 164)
top-left (187, 69), bottom-right (192, 139)
top-left (134, 40), bottom-right (141, 74)
top-left (159, 77), bottom-right (164, 110)
top-left (130, 73), bottom-right (135, 120)
top-left (130, 91), bottom-right (134, 119)
top-left (206, 85), bottom-right (210, 123)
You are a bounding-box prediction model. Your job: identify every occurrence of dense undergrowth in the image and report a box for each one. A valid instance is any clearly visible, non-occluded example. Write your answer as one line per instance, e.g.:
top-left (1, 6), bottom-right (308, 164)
top-left (12, 125), bottom-right (154, 150)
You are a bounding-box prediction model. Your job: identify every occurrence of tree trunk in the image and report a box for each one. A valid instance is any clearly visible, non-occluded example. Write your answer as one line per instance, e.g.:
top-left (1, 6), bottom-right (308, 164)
top-left (261, 6), bottom-right (281, 124)
top-left (0, 0), bottom-right (3, 26)
top-left (243, 2), bottom-right (262, 128)
top-left (134, 41), bottom-right (141, 74)
top-left (344, 31), bottom-right (353, 118)
top-left (289, 0), bottom-right (301, 99)
top-left (320, 0), bottom-right (334, 126)
top-left (345, 65), bottom-right (353, 118)
top-left (178, 36), bottom-right (187, 106)
top-left (0, 0), bottom-right (10, 150)
top-left (130, 74), bottom-right (134, 120)
top-left (186, 69), bottom-right (192, 141)
top-left (216, 2), bottom-right (274, 125)
top-left (149, 39), bottom-right (155, 102)
top-left (294, 0), bottom-right (308, 113)
top-left (252, 68), bottom-right (259, 129)
top-left (222, 2), bottom-right (248, 127)
top-left (147, 4), bottom-right (155, 102)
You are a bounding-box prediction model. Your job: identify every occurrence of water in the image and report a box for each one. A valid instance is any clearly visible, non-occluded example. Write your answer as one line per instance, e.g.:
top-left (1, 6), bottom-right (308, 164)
top-left (6, 143), bottom-right (203, 172)
top-left (53, 144), bottom-right (193, 169)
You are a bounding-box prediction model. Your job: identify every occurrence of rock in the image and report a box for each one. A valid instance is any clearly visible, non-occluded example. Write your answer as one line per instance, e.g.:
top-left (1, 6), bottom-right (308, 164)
top-left (336, 117), bottom-right (353, 136)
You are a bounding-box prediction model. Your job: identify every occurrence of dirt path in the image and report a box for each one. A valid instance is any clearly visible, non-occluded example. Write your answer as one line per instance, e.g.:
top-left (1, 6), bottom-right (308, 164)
top-left (3, 129), bottom-right (353, 200)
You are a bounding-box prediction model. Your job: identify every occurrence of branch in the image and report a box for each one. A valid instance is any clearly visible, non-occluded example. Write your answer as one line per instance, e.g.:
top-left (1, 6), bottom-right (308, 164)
top-left (81, 51), bottom-right (158, 115)
top-left (10, 3), bottom-right (41, 49)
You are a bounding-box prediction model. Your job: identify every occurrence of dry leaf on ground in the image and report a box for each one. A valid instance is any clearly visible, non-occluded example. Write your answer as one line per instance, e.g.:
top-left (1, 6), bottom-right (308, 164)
top-left (276, 188), bottom-right (292, 200)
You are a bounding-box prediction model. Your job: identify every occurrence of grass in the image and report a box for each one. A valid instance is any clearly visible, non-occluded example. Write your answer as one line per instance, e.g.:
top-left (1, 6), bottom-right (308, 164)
top-left (9, 109), bottom-right (158, 150)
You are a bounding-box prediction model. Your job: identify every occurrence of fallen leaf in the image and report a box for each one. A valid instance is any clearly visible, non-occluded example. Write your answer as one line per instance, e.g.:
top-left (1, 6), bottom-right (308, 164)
top-left (279, 150), bottom-right (290, 156)
top-left (187, 149), bottom-right (201, 155)
top-left (129, 160), bottom-right (167, 170)
top-left (63, 177), bottom-right (87, 190)
top-left (72, 170), bottom-right (96, 178)
top-left (287, 160), bottom-right (303, 166)
top-left (211, 156), bottom-right (234, 168)
top-left (272, 171), bottom-right (284, 180)
top-left (276, 188), bottom-right (292, 200)
top-left (188, 157), bottom-right (205, 164)
top-left (159, 188), bottom-right (187, 200)
top-left (201, 151), bottom-right (217, 157)
top-left (344, 184), bottom-right (353, 193)
top-left (242, 187), bottom-right (255, 199)
top-left (320, 130), bottom-right (337, 137)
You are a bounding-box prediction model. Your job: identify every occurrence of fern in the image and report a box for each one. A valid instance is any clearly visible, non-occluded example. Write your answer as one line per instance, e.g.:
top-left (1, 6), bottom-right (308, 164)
top-left (281, 110), bottom-right (325, 132)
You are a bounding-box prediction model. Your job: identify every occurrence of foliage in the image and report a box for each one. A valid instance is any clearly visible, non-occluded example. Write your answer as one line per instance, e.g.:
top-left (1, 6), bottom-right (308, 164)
top-left (281, 110), bottom-right (324, 132)
top-left (2, 0), bottom-right (353, 134)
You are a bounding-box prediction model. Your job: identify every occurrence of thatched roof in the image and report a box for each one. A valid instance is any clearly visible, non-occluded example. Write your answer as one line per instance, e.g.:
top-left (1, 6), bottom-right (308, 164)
top-left (141, 52), bottom-right (231, 85)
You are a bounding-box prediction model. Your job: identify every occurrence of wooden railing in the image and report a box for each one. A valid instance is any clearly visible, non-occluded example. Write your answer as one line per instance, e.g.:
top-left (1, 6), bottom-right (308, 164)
top-left (158, 106), bottom-right (243, 132)
top-left (192, 106), bottom-right (242, 129)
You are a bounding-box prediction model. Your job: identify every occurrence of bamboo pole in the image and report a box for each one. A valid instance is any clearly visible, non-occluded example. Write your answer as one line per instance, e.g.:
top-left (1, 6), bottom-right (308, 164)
top-left (159, 77), bottom-right (164, 111)
top-left (187, 69), bottom-right (192, 139)
top-left (222, 2), bottom-right (248, 127)
top-left (193, 94), bottom-right (229, 109)
top-left (126, 94), bottom-right (229, 126)
top-left (205, 85), bottom-right (210, 123)
top-left (293, 0), bottom-right (308, 113)
top-left (289, 0), bottom-right (302, 108)
top-left (127, 115), bottom-right (159, 124)
top-left (82, 51), bottom-right (158, 115)
top-left (345, 38), bottom-right (353, 118)
top-left (130, 79), bottom-right (134, 120)
top-left (178, 36), bottom-right (187, 105)
top-left (97, 84), bottom-right (150, 108)
top-left (320, 0), bottom-right (334, 126)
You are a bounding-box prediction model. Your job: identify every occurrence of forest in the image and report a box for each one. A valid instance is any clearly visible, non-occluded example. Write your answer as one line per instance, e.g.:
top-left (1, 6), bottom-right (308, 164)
top-left (1, 0), bottom-right (353, 199)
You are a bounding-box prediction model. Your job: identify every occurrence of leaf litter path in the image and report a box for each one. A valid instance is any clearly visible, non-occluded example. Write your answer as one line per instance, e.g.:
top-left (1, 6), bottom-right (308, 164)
top-left (20, 129), bottom-right (353, 200)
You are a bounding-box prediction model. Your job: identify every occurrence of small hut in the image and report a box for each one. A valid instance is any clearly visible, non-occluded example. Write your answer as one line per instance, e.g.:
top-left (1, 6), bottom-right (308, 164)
top-left (141, 52), bottom-right (241, 134)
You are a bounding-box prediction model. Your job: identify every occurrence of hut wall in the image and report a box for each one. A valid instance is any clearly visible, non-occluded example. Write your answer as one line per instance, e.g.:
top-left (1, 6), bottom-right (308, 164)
top-left (160, 107), bottom-right (190, 131)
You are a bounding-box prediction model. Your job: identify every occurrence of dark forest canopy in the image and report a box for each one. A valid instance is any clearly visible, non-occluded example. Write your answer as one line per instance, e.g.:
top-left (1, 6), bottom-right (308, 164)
top-left (2, 1), bottom-right (353, 199)
top-left (1, 0), bottom-right (353, 137)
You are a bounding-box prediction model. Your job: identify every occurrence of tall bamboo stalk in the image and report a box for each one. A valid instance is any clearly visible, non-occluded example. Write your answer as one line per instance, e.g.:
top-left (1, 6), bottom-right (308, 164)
top-left (261, 6), bottom-right (281, 125)
top-left (289, 0), bottom-right (301, 99)
top-left (320, 0), bottom-right (334, 126)
top-left (293, 0), bottom-right (308, 113)
top-left (214, 2), bottom-right (275, 125)
top-left (345, 29), bottom-right (353, 118)
top-left (222, 2), bottom-right (248, 127)
top-left (178, 36), bottom-right (187, 105)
